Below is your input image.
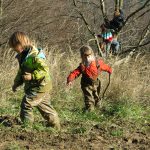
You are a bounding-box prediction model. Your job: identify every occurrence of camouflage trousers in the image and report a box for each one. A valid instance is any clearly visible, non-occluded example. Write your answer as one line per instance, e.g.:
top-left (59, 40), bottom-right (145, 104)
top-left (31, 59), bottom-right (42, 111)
top-left (20, 92), bottom-right (60, 129)
top-left (81, 79), bottom-right (101, 111)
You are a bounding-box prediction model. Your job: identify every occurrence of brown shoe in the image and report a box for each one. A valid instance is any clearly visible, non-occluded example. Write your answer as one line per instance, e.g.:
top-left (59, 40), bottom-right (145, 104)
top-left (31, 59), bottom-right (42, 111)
top-left (83, 104), bottom-right (95, 113)
top-left (47, 118), bottom-right (61, 131)
top-left (89, 105), bottom-right (95, 112)
top-left (95, 100), bottom-right (102, 108)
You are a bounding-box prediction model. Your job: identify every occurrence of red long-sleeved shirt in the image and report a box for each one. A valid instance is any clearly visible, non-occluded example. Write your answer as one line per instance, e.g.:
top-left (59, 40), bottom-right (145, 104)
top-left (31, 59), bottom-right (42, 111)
top-left (67, 59), bottom-right (112, 83)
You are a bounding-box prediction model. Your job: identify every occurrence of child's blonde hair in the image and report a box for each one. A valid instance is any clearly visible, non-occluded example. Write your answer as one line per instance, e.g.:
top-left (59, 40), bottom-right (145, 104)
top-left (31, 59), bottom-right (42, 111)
top-left (9, 31), bottom-right (32, 49)
top-left (80, 45), bottom-right (94, 57)
top-left (114, 10), bottom-right (120, 16)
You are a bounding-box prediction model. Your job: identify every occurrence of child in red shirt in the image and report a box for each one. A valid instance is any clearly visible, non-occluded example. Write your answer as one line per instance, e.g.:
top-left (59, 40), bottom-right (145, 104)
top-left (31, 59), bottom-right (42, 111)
top-left (67, 45), bottom-right (112, 112)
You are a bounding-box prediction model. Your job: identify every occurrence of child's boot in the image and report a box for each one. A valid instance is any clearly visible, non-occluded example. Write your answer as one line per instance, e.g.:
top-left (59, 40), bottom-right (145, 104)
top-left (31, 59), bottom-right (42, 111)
top-left (95, 100), bottom-right (102, 108)
top-left (88, 104), bottom-right (95, 112)
top-left (83, 104), bottom-right (94, 113)
top-left (47, 116), bottom-right (61, 131)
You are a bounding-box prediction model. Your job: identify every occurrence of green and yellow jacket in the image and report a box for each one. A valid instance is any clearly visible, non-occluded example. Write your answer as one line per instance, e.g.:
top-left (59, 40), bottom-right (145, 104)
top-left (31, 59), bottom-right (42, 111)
top-left (14, 46), bottom-right (52, 93)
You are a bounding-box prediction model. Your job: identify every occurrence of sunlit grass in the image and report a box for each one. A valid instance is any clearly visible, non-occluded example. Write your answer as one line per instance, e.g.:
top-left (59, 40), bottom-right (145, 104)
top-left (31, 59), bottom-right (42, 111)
top-left (0, 48), bottom-right (149, 137)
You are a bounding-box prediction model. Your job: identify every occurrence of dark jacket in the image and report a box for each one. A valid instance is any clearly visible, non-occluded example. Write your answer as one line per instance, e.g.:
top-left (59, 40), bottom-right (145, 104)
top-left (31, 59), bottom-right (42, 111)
top-left (105, 9), bottom-right (125, 33)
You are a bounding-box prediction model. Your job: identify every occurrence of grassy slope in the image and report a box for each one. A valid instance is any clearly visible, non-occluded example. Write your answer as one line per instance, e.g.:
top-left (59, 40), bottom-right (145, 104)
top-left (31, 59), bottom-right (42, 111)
top-left (0, 48), bottom-right (149, 149)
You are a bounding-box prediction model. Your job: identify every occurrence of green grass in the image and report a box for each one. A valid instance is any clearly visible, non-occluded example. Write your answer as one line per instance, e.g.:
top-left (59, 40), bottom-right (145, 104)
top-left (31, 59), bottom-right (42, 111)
top-left (4, 141), bottom-right (28, 150)
top-left (0, 51), bottom-right (149, 138)
top-left (1, 88), bottom-right (149, 137)
top-left (110, 129), bottom-right (123, 137)
top-left (101, 98), bottom-right (145, 120)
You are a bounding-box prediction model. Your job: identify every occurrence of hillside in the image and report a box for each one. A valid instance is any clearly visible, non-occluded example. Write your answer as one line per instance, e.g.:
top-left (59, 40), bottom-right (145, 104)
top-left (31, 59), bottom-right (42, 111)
top-left (0, 0), bottom-right (150, 150)
top-left (0, 49), bottom-right (150, 150)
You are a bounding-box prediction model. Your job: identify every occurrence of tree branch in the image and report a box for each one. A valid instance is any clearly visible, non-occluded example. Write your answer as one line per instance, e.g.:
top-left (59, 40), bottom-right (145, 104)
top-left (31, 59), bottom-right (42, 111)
top-left (0, 41), bottom-right (7, 47)
top-left (99, 0), bottom-right (107, 20)
top-left (120, 40), bottom-right (150, 55)
top-left (125, 0), bottom-right (150, 24)
top-left (136, 9), bottom-right (150, 19)
top-left (72, 0), bottom-right (95, 36)
top-left (137, 21), bottom-right (150, 46)
top-left (72, 0), bottom-right (103, 57)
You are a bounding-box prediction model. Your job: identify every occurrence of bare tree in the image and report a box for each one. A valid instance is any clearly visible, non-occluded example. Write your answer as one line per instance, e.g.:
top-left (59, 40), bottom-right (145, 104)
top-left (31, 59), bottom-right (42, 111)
top-left (0, 0), bottom-right (150, 57)
top-left (0, 0), bottom-right (2, 18)
top-left (69, 0), bottom-right (150, 55)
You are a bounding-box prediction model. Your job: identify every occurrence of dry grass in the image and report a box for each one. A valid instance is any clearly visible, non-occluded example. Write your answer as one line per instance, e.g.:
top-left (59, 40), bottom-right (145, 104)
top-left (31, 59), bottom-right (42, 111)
top-left (107, 53), bottom-right (150, 105)
top-left (0, 47), bottom-right (149, 107)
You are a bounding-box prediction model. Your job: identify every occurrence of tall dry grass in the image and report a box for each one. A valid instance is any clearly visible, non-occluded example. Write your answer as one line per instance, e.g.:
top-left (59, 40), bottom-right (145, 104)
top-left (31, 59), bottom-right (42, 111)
top-left (108, 53), bottom-right (150, 105)
top-left (0, 46), bottom-right (149, 111)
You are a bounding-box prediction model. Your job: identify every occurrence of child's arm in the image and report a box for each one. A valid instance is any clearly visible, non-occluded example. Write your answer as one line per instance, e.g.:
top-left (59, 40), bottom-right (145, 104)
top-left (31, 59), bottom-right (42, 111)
top-left (119, 9), bottom-right (124, 19)
top-left (13, 69), bottom-right (23, 92)
top-left (98, 59), bottom-right (112, 74)
top-left (32, 57), bottom-right (49, 81)
top-left (67, 66), bottom-right (81, 85)
top-left (97, 34), bottom-right (102, 38)
top-left (104, 18), bottom-right (110, 28)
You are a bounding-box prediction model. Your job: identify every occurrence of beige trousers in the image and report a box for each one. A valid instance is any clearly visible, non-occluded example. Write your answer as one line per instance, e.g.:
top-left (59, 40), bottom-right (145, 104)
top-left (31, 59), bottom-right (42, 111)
top-left (20, 92), bottom-right (60, 129)
top-left (81, 79), bottom-right (101, 111)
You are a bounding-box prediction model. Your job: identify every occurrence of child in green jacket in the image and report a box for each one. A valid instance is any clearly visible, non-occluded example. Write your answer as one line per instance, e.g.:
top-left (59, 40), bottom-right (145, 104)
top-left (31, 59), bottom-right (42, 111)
top-left (9, 31), bottom-right (60, 129)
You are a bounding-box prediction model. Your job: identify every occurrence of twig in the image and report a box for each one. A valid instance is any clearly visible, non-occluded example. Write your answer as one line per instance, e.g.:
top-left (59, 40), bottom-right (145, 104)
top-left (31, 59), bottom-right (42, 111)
top-left (125, 0), bottom-right (150, 24)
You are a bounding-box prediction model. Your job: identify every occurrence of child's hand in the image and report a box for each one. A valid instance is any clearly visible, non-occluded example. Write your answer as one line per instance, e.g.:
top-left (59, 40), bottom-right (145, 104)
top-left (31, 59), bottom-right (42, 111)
top-left (23, 72), bottom-right (32, 81)
top-left (12, 84), bottom-right (17, 92)
top-left (65, 81), bottom-right (73, 92)
top-left (67, 81), bottom-right (72, 86)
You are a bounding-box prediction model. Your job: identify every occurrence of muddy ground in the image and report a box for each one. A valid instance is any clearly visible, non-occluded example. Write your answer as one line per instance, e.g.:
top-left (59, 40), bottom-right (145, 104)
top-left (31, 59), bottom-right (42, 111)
top-left (0, 115), bottom-right (149, 150)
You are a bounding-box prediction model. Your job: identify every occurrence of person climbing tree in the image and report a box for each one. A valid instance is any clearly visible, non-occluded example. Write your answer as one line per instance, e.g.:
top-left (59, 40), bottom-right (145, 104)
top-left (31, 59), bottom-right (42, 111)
top-left (99, 0), bottom-right (124, 55)
top-left (103, 0), bottom-right (125, 34)
top-left (97, 24), bottom-right (113, 57)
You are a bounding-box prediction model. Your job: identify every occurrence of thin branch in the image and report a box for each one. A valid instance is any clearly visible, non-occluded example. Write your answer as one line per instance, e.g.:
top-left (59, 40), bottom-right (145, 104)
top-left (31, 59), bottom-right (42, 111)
top-left (137, 21), bottom-right (150, 46)
top-left (0, 41), bottom-right (7, 47)
top-left (72, 0), bottom-right (103, 57)
top-left (136, 9), bottom-right (150, 19)
top-left (76, 1), bottom-right (100, 8)
top-left (0, 0), bottom-right (2, 18)
top-left (120, 40), bottom-right (150, 54)
top-left (72, 0), bottom-right (95, 36)
top-left (4, 0), bottom-right (15, 10)
top-left (125, 0), bottom-right (150, 24)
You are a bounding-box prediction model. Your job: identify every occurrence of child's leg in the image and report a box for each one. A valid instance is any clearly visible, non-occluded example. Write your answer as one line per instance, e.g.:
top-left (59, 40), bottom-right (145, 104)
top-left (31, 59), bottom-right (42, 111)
top-left (20, 92), bottom-right (60, 130)
top-left (93, 79), bottom-right (101, 107)
top-left (106, 42), bottom-right (111, 57)
top-left (100, 0), bottom-right (107, 20)
top-left (119, 0), bottom-right (123, 10)
top-left (37, 93), bottom-right (60, 130)
top-left (111, 40), bottom-right (120, 54)
top-left (81, 85), bottom-right (95, 112)
top-left (20, 95), bottom-right (35, 126)
top-left (115, 0), bottom-right (120, 12)
top-left (20, 93), bottom-right (48, 126)
top-left (115, 41), bottom-right (120, 53)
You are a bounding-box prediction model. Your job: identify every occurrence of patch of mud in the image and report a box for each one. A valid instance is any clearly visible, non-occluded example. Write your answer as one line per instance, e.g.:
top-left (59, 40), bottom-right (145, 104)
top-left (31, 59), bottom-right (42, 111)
top-left (0, 115), bottom-right (21, 127)
top-left (0, 130), bottom-right (149, 149)
top-left (0, 115), bottom-right (149, 150)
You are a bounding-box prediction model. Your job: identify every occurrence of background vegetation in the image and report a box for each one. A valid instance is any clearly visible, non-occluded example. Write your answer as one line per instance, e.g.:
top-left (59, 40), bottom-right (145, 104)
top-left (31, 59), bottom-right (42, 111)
top-left (0, 0), bottom-right (149, 149)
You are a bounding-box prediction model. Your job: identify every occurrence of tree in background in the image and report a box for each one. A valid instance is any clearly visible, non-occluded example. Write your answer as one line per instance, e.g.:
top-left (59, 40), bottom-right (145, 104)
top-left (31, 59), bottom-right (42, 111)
top-left (0, 0), bottom-right (149, 57)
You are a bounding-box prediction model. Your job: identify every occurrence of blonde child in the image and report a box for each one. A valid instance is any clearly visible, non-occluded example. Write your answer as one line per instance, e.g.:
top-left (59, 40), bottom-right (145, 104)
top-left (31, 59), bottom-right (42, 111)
top-left (67, 45), bottom-right (112, 112)
top-left (9, 31), bottom-right (60, 129)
